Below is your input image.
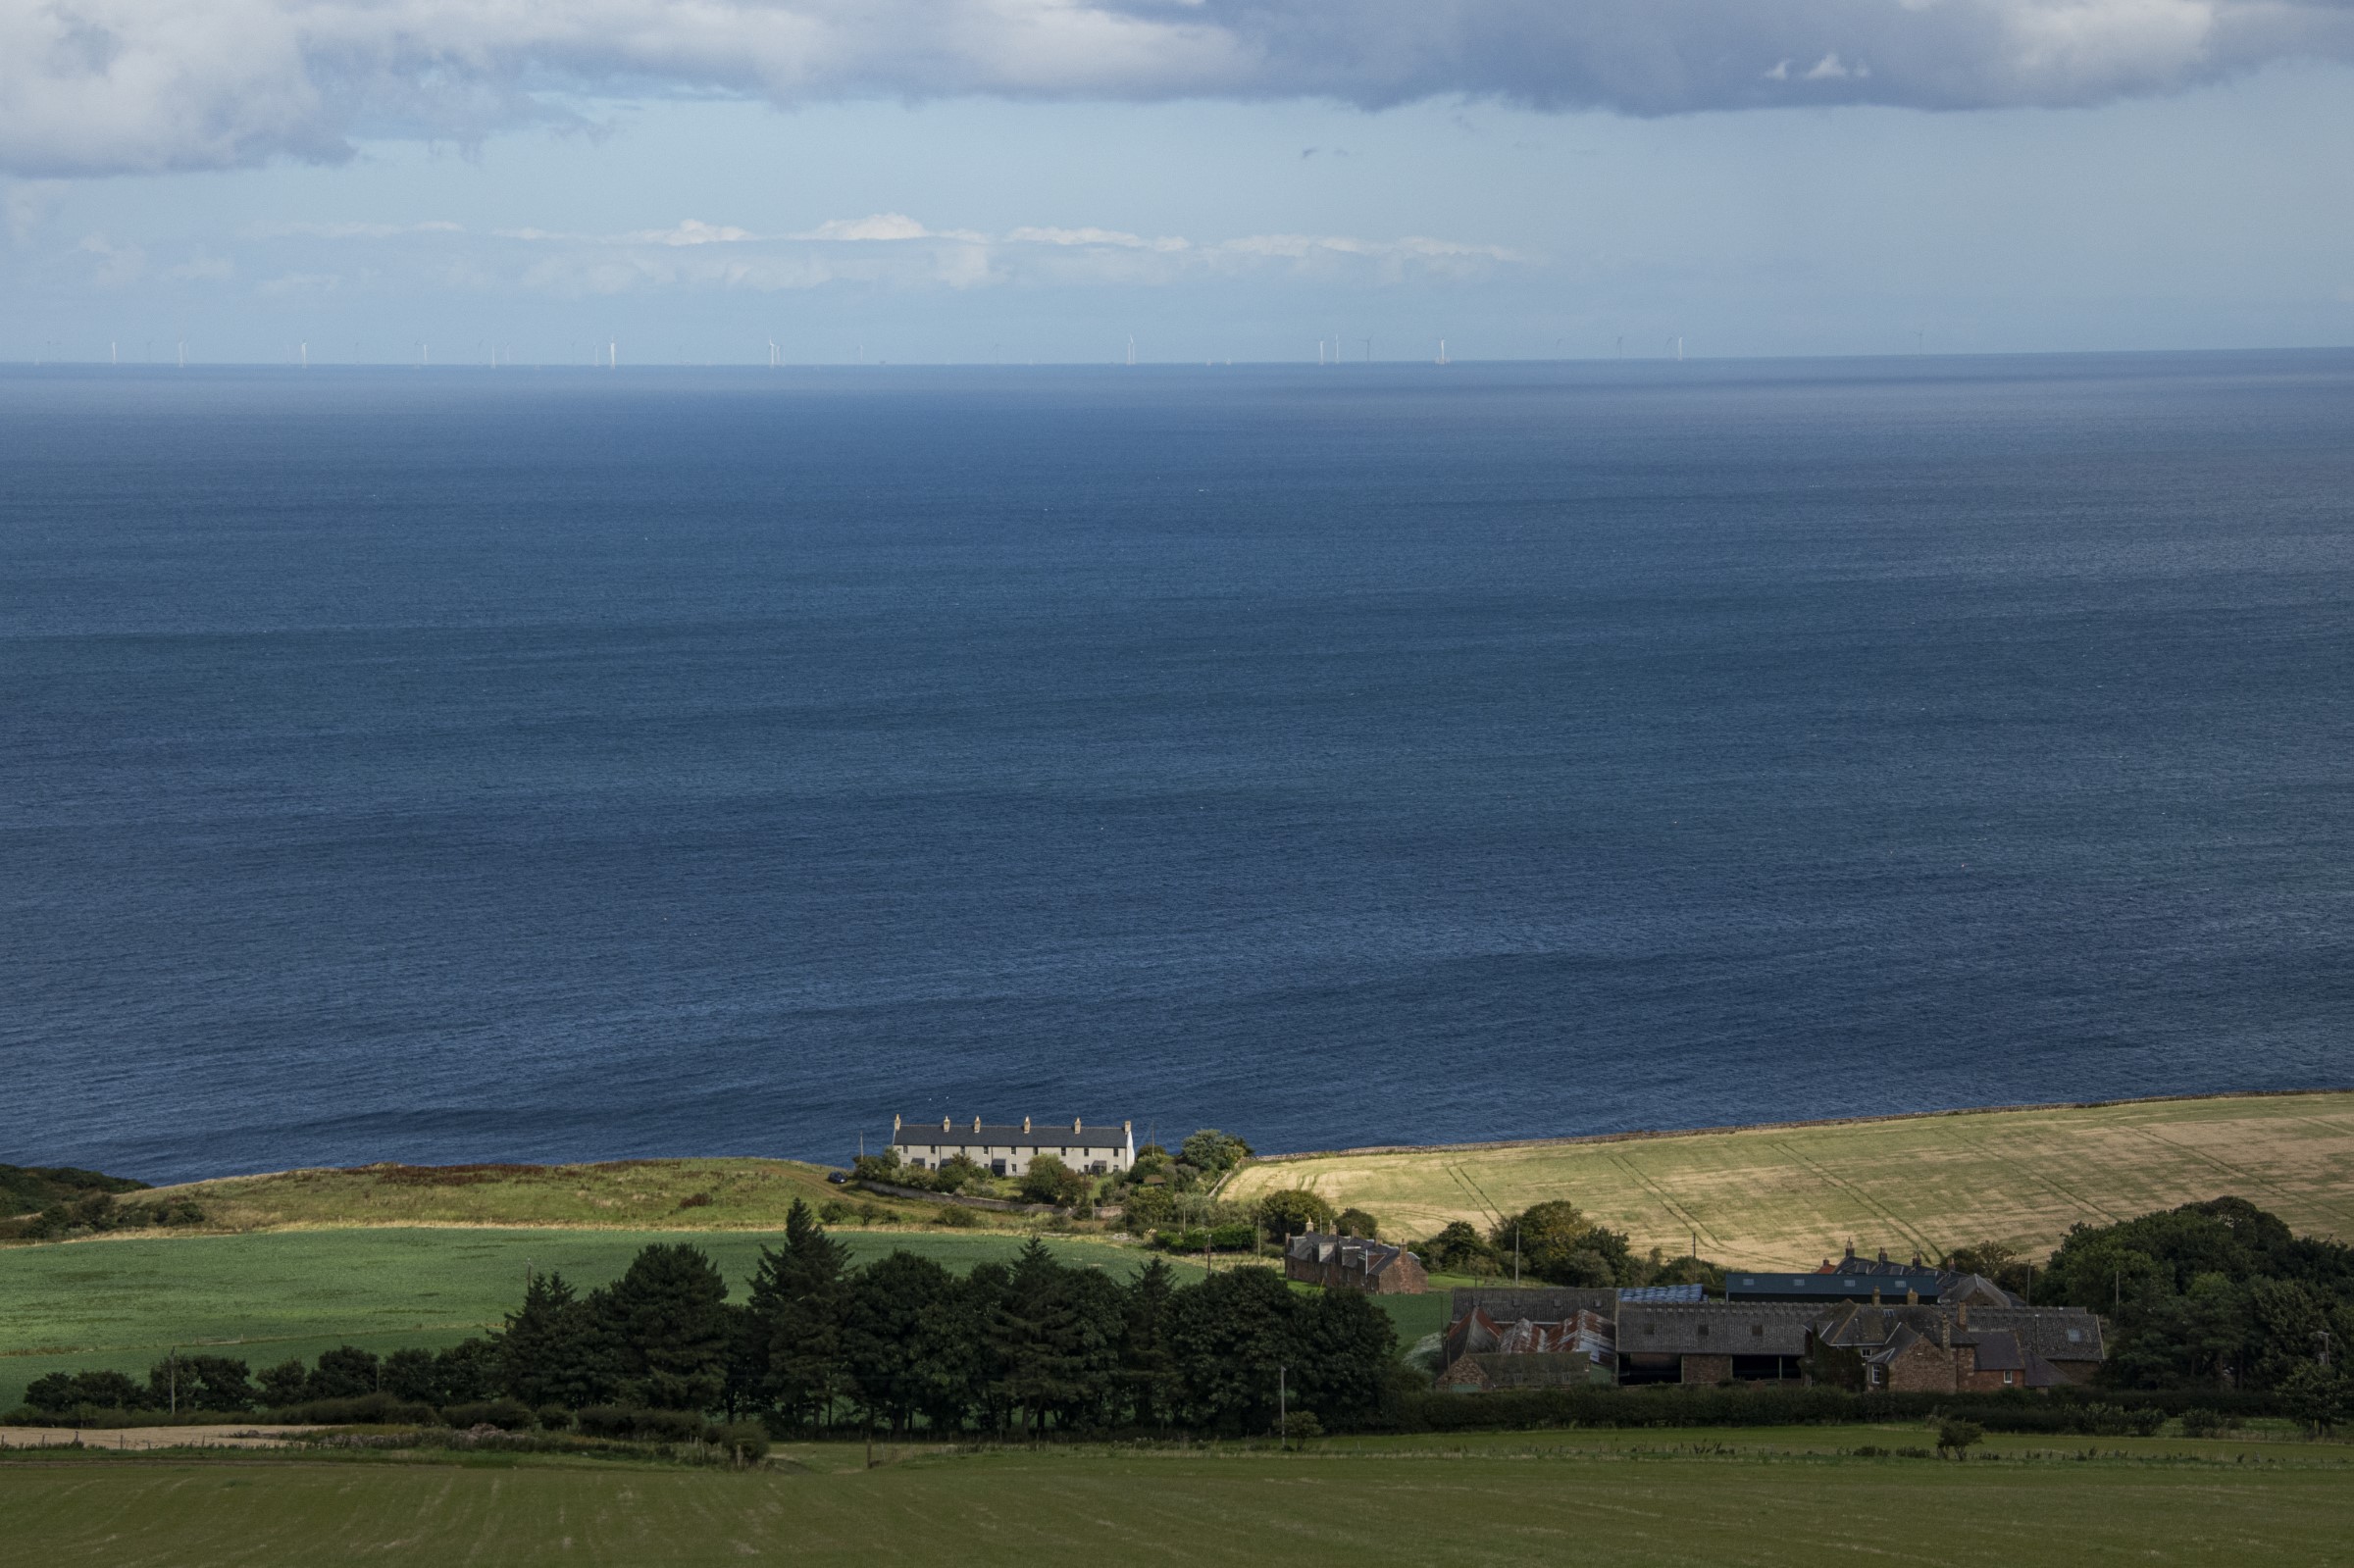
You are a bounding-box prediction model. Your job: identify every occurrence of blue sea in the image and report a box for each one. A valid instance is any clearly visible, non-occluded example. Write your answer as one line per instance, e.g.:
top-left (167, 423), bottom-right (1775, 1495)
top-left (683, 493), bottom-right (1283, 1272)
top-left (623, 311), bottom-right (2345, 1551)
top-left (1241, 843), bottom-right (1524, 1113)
top-left (4, 353), bottom-right (2350, 1185)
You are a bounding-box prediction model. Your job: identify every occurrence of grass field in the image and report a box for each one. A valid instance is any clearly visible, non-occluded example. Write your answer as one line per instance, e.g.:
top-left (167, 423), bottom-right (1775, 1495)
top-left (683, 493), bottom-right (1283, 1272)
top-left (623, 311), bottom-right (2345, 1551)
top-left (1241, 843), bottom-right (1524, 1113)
top-left (1225, 1091), bottom-right (2354, 1266)
top-left (2, 1429), bottom-right (2348, 1566)
top-left (0, 1229), bottom-right (1203, 1413)
top-left (135, 1157), bottom-right (960, 1232)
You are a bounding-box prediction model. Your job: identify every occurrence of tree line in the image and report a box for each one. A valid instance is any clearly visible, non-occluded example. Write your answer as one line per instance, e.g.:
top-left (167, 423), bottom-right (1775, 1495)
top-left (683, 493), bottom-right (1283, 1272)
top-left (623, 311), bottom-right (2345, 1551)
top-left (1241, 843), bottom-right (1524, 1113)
top-left (21, 1202), bottom-right (1401, 1437)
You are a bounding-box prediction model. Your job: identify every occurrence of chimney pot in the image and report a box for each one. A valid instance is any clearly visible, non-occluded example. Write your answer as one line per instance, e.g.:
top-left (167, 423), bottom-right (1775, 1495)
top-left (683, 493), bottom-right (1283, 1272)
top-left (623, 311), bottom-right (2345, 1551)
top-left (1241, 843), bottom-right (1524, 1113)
top-left (972, 1116), bottom-right (980, 1134)
top-left (1074, 1117), bottom-right (1082, 1134)
top-left (1023, 1116), bottom-right (1031, 1134)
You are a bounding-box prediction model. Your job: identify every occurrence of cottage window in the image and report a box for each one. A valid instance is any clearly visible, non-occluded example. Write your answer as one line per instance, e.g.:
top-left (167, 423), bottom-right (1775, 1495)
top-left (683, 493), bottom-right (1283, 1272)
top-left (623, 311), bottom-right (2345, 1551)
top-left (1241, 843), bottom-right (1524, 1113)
top-left (2003, 1371), bottom-right (2014, 1386)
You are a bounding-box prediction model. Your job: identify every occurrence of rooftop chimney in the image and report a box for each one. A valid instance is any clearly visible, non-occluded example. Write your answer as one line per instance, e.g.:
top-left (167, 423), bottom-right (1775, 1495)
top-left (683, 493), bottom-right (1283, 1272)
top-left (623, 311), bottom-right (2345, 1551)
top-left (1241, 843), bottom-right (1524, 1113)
top-left (1073, 1117), bottom-right (1082, 1134)
top-left (1023, 1116), bottom-right (1031, 1134)
top-left (942, 1115), bottom-right (950, 1132)
top-left (1959, 1303), bottom-right (1970, 1329)
top-left (1872, 1287), bottom-right (1882, 1304)
top-left (894, 1114), bottom-right (901, 1132)
top-left (972, 1116), bottom-right (981, 1134)
top-left (1907, 1288), bottom-right (1919, 1305)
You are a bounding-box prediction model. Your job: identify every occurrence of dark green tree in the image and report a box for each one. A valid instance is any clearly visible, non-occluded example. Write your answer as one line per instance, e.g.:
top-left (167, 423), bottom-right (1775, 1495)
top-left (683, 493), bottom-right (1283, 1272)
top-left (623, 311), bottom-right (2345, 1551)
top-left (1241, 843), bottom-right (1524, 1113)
top-left (1179, 1130), bottom-right (1252, 1176)
top-left (382, 1347), bottom-right (443, 1403)
top-left (1418, 1221), bottom-right (1499, 1275)
top-left (1255, 1189), bottom-right (1336, 1240)
top-left (434, 1339), bottom-right (503, 1404)
top-left (306, 1344), bottom-right (383, 1400)
top-left (145, 1354), bottom-right (255, 1413)
top-left (257, 1358), bottom-right (310, 1407)
top-left (595, 1243), bottom-right (733, 1411)
top-left (1166, 1266), bottom-right (1295, 1433)
top-left (500, 1271), bottom-right (606, 1409)
top-left (1288, 1288), bottom-right (1399, 1428)
top-left (737, 1199), bottom-right (850, 1427)
top-left (1120, 1256), bottom-right (1180, 1428)
top-left (1335, 1208), bottom-right (1379, 1239)
top-left (843, 1250), bottom-right (967, 1435)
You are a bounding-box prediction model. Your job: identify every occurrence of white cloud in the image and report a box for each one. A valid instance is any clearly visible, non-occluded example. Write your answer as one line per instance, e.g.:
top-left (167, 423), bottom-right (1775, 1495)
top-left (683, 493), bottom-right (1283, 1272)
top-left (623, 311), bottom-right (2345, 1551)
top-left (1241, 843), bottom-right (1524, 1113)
top-left (5, 0), bottom-right (2352, 177)
top-left (227, 210), bottom-right (1529, 294)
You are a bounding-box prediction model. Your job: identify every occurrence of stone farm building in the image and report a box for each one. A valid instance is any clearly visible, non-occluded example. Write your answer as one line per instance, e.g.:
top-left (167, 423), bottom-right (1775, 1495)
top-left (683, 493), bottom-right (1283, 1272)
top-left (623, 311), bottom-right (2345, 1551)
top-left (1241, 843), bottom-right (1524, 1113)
top-left (1283, 1234), bottom-right (1430, 1294)
top-left (891, 1115), bottom-right (1136, 1178)
top-left (1438, 1276), bottom-right (2106, 1391)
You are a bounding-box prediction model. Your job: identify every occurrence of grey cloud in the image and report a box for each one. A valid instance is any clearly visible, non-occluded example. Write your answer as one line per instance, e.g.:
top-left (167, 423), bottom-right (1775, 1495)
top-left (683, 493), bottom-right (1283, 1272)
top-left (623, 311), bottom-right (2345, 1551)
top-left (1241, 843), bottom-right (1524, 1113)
top-left (6, 0), bottom-right (2351, 176)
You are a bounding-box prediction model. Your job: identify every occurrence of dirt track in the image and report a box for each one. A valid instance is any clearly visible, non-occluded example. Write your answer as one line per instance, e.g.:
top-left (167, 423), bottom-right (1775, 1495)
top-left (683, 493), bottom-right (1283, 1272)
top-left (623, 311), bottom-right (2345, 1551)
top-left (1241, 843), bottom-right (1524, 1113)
top-left (0, 1424), bottom-right (317, 1451)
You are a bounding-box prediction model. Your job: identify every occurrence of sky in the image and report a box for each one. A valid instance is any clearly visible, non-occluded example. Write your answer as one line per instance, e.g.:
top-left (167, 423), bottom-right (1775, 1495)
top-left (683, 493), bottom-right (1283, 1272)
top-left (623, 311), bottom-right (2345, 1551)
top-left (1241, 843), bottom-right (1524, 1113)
top-left (4, 1), bottom-right (2352, 364)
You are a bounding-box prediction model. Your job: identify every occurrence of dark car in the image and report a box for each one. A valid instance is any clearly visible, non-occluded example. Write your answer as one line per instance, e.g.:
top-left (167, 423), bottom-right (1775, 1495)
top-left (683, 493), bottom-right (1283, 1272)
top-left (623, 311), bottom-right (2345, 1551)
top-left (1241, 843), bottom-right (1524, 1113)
top-left (826, 1170), bottom-right (849, 1185)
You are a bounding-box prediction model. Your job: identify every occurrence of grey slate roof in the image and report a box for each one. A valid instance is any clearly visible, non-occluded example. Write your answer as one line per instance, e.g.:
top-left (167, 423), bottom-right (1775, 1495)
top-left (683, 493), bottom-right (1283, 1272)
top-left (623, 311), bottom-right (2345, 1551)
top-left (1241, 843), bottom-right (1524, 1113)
top-left (1616, 1302), bottom-right (1816, 1357)
top-left (894, 1120), bottom-right (1128, 1149)
top-left (1815, 1302), bottom-right (2105, 1362)
top-left (1450, 1288), bottom-right (1619, 1323)
top-left (1288, 1233), bottom-right (1415, 1281)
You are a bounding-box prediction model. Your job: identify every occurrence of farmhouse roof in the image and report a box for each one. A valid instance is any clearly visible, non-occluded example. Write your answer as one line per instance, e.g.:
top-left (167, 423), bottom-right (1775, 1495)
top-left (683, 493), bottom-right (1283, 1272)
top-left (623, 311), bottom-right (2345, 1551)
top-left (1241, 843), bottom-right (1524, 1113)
top-left (1815, 1302), bottom-right (2105, 1363)
top-left (1449, 1287), bottom-right (1619, 1323)
top-left (1616, 1302), bottom-right (1815, 1357)
top-left (1288, 1233), bottom-right (1417, 1283)
top-left (892, 1116), bottom-right (1131, 1149)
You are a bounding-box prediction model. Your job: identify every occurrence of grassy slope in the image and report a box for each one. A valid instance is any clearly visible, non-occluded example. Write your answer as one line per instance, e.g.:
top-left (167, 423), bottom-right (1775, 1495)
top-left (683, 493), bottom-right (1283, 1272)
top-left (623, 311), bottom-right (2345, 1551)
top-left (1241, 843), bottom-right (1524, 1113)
top-left (0, 1230), bottom-right (1203, 1412)
top-left (1224, 1091), bottom-right (2354, 1266)
top-left (139, 1157), bottom-right (954, 1232)
top-left (2, 1435), bottom-right (2348, 1567)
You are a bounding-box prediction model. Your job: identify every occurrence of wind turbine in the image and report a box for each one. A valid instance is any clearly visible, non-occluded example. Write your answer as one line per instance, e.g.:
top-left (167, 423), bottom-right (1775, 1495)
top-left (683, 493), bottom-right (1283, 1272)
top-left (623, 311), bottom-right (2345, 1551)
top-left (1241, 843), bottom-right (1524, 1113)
top-left (1435, 338), bottom-right (1449, 366)
top-left (299, 340), bottom-right (308, 369)
top-left (110, 340), bottom-right (118, 366)
top-left (1126, 335), bottom-right (1137, 367)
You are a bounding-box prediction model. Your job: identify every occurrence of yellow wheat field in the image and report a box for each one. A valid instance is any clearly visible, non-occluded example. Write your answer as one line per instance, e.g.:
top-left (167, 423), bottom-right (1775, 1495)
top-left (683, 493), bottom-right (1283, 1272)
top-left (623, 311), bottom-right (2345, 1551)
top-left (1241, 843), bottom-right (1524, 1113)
top-left (1223, 1092), bottom-right (2354, 1267)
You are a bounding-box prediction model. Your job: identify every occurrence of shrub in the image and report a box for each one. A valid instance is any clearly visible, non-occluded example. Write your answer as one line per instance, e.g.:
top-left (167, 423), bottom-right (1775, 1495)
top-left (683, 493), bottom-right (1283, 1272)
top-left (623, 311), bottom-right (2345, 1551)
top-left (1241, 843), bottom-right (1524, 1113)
top-left (1019, 1155), bottom-right (1092, 1208)
top-left (818, 1199), bottom-right (852, 1224)
top-left (1121, 1185), bottom-right (1178, 1231)
top-left (1208, 1224), bottom-right (1257, 1252)
top-left (1276, 1410), bottom-right (1323, 1442)
top-left (575, 1405), bottom-right (708, 1442)
top-left (1936, 1419), bottom-right (1985, 1455)
top-left (442, 1398), bottom-right (535, 1431)
top-left (537, 1405), bottom-right (575, 1431)
top-left (933, 1203), bottom-right (981, 1228)
top-left (708, 1419), bottom-right (771, 1461)
top-left (1336, 1208), bottom-right (1379, 1239)
top-left (2179, 1407), bottom-right (2239, 1438)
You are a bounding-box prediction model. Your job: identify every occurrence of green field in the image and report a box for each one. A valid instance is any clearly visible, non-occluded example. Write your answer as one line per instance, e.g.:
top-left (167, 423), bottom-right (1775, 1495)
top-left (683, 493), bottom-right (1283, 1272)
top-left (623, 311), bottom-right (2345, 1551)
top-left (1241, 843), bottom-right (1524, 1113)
top-left (136, 1156), bottom-right (958, 1232)
top-left (1226, 1091), bottom-right (2354, 1267)
top-left (0, 1229), bottom-right (1203, 1412)
top-left (2, 1430), bottom-right (2349, 1566)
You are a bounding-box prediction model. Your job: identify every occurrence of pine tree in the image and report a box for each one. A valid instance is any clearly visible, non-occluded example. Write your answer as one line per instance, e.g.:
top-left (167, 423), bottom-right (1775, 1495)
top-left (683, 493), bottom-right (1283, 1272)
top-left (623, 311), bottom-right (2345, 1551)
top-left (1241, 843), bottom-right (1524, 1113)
top-left (596, 1243), bottom-right (733, 1411)
top-left (500, 1270), bottom-right (604, 1408)
top-left (740, 1199), bottom-right (850, 1426)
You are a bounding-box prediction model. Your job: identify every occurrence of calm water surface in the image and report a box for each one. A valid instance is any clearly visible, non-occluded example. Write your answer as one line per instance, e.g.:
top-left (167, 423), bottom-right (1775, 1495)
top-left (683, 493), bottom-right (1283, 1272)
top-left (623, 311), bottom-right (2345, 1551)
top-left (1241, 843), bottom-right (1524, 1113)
top-left (4, 354), bottom-right (2350, 1182)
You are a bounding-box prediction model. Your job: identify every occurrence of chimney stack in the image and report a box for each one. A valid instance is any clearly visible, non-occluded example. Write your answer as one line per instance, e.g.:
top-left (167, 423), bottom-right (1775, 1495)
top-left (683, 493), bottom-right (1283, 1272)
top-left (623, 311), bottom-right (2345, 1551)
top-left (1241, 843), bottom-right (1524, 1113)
top-left (1907, 1288), bottom-right (1919, 1305)
top-left (1959, 1303), bottom-right (1970, 1329)
top-left (1023, 1116), bottom-right (1031, 1134)
top-left (894, 1114), bottom-right (901, 1132)
top-left (972, 1115), bottom-right (981, 1134)
top-left (942, 1115), bottom-right (950, 1132)
top-left (1073, 1116), bottom-right (1082, 1134)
